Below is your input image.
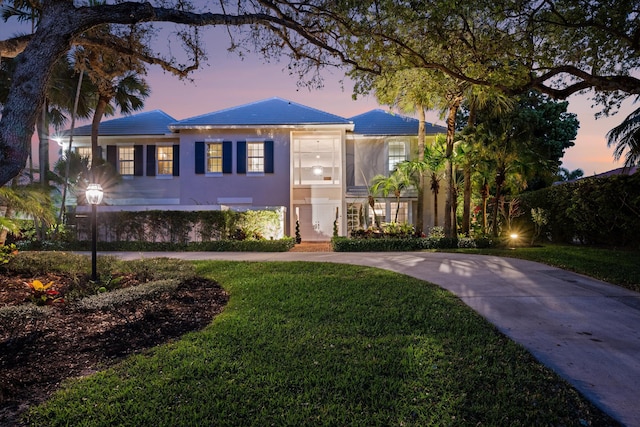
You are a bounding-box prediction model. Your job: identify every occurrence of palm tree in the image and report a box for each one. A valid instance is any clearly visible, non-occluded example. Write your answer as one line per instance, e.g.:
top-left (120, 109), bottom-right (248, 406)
top-left (82, 68), bottom-right (149, 171)
top-left (370, 168), bottom-right (412, 223)
top-left (423, 136), bottom-right (447, 227)
top-left (473, 160), bottom-right (493, 235)
top-left (475, 125), bottom-right (533, 237)
top-left (72, 15), bottom-right (149, 170)
top-left (373, 69), bottom-right (441, 233)
top-left (556, 167), bottom-right (584, 182)
top-left (0, 173), bottom-right (55, 245)
top-left (458, 91), bottom-right (515, 235)
top-left (606, 105), bottom-right (640, 167)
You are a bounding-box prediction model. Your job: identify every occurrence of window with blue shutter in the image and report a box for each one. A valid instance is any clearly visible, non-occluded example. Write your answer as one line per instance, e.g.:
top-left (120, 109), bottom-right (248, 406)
top-left (223, 141), bottom-right (232, 174)
top-left (195, 141), bottom-right (205, 174)
top-left (134, 145), bottom-right (143, 176)
top-left (265, 140), bottom-right (274, 174)
top-left (172, 144), bottom-right (180, 176)
top-left (106, 145), bottom-right (117, 169)
top-left (236, 141), bottom-right (274, 174)
top-left (237, 141), bottom-right (247, 174)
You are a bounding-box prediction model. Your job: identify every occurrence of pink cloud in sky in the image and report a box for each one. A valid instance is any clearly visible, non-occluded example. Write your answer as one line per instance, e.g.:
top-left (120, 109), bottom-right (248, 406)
top-left (2, 18), bottom-right (636, 174)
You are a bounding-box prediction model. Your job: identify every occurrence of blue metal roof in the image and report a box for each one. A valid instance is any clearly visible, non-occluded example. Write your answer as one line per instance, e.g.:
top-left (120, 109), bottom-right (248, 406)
top-left (171, 97), bottom-right (353, 128)
top-left (349, 109), bottom-right (446, 136)
top-left (69, 110), bottom-right (176, 136)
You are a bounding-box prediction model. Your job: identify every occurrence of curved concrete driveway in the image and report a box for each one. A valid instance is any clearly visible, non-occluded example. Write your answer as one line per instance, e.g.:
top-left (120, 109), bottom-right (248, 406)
top-left (109, 251), bottom-right (640, 426)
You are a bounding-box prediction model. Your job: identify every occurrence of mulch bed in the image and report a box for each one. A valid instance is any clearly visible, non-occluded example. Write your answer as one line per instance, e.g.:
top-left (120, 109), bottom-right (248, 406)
top-left (0, 272), bottom-right (228, 426)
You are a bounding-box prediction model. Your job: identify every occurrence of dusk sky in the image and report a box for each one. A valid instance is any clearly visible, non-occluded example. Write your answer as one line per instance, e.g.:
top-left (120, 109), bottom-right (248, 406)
top-left (2, 18), bottom-right (636, 175)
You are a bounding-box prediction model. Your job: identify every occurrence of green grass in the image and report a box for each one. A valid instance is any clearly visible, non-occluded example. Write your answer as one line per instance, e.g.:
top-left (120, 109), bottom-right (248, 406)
top-left (445, 244), bottom-right (640, 292)
top-left (25, 261), bottom-right (615, 426)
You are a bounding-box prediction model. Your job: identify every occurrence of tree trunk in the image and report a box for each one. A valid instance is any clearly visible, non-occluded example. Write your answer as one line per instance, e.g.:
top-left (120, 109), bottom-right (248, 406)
top-left (491, 172), bottom-right (505, 238)
top-left (462, 164), bottom-right (471, 235)
top-left (37, 102), bottom-right (50, 187)
top-left (91, 96), bottom-right (109, 174)
top-left (432, 175), bottom-right (439, 227)
top-left (480, 182), bottom-right (489, 234)
top-left (36, 102), bottom-right (50, 240)
top-left (443, 99), bottom-right (461, 238)
top-left (58, 70), bottom-right (84, 228)
top-left (416, 105), bottom-right (426, 233)
top-left (462, 105), bottom-right (476, 236)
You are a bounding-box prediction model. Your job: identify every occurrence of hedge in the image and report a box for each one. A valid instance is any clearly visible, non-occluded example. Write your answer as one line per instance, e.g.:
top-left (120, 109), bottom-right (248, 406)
top-left (20, 238), bottom-right (296, 253)
top-left (516, 172), bottom-right (640, 247)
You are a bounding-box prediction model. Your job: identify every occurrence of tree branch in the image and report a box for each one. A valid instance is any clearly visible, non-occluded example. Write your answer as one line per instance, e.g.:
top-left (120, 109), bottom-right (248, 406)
top-left (0, 35), bottom-right (32, 59)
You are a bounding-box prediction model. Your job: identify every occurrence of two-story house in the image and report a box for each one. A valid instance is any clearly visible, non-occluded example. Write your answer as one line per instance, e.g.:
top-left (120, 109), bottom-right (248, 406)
top-left (65, 97), bottom-right (445, 241)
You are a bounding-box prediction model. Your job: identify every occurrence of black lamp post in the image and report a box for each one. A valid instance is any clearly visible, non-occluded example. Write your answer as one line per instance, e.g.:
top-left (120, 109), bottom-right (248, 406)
top-left (86, 183), bottom-right (103, 281)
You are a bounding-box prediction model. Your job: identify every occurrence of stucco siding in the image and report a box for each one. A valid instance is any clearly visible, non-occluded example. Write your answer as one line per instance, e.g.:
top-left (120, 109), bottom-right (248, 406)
top-left (177, 129), bottom-right (291, 209)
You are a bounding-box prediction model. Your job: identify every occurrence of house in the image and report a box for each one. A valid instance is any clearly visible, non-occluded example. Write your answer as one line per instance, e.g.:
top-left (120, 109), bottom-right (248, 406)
top-left (64, 98), bottom-right (446, 241)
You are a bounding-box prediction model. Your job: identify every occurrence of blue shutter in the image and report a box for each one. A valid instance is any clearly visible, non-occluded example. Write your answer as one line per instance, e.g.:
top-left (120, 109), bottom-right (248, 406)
top-left (195, 141), bottom-right (205, 174)
top-left (172, 144), bottom-right (180, 176)
top-left (106, 145), bottom-right (117, 168)
top-left (146, 145), bottom-right (156, 176)
top-left (223, 141), bottom-right (232, 174)
top-left (264, 140), bottom-right (274, 174)
top-left (237, 141), bottom-right (246, 174)
top-left (134, 145), bottom-right (143, 176)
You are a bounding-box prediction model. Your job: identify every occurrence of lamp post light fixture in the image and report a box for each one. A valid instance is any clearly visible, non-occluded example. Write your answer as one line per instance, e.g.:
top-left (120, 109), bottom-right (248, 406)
top-left (86, 184), bottom-right (103, 281)
top-left (509, 232), bottom-right (519, 250)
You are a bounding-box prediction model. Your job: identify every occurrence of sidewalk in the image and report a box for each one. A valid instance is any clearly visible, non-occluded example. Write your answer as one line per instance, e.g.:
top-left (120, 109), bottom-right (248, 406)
top-left (288, 242), bottom-right (333, 252)
top-left (106, 250), bottom-right (640, 426)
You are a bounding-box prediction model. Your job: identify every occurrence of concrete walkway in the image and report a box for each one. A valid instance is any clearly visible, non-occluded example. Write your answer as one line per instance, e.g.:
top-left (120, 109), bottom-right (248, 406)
top-left (108, 251), bottom-right (640, 426)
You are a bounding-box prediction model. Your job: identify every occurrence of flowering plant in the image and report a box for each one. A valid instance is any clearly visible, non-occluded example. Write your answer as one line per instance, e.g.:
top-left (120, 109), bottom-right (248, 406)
top-left (27, 279), bottom-right (64, 305)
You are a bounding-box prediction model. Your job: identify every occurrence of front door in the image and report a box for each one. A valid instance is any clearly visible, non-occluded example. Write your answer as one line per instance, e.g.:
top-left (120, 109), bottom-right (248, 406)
top-left (296, 203), bottom-right (339, 241)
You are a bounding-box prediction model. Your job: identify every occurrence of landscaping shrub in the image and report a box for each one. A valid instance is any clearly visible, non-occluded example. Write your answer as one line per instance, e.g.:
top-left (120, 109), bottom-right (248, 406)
top-left (332, 235), bottom-right (464, 251)
top-left (518, 173), bottom-right (640, 247)
top-left (48, 237), bottom-right (295, 252)
top-left (72, 209), bottom-right (284, 244)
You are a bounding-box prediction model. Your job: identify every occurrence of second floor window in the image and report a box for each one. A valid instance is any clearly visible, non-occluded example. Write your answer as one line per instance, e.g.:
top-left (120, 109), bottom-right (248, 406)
top-left (118, 147), bottom-right (134, 176)
top-left (388, 141), bottom-right (406, 172)
top-left (247, 142), bottom-right (264, 173)
top-left (157, 146), bottom-right (173, 176)
top-left (207, 142), bottom-right (223, 173)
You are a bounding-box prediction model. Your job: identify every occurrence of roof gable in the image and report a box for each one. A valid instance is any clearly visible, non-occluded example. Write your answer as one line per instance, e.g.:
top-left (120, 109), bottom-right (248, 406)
top-left (171, 97), bottom-right (352, 128)
top-left (69, 110), bottom-right (176, 136)
top-left (349, 109), bottom-right (446, 136)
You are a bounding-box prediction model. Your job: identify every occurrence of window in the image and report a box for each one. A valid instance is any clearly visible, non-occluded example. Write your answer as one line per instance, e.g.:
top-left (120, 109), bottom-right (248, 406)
top-left (388, 141), bottom-right (406, 172)
top-left (247, 142), bottom-right (264, 173)
top-left (157, 146), bottom-right (173, 176)
top-left (76, 147), bottom-right (91, 162)
top-left (292, 137), bottom-right (341, 185)
top-left (237, 141), bottom-right (273, 174)
top-left (196, 141), bottom-right (231, 174)
top-left (347, 203), bottom-right (364, 234)
top-left (207, 142), bottom-right (223, 173)
top-left (118, 147), bottom-right (134, 176)
top-left (368, 201), bottom-right (409, 225)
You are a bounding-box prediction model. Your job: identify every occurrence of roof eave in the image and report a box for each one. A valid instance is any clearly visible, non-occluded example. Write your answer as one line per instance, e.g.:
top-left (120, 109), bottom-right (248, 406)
top-left (169, 123), bottom-right (355, 132)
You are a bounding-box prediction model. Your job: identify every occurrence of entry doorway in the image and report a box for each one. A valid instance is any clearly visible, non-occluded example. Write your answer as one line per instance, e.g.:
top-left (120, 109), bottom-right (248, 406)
top-left (295, 203), bottom-right (340, 242)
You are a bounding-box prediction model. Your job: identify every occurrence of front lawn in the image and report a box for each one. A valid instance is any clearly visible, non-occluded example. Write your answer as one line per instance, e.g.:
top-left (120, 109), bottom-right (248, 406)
top-left (25, 261), bottom-right (616, 426)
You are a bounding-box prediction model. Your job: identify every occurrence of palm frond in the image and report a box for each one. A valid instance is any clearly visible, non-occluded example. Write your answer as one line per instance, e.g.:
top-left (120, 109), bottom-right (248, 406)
top-left (606, 106), bottom-right (640, 166)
